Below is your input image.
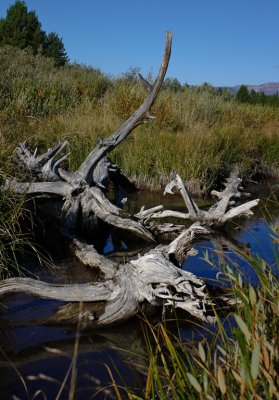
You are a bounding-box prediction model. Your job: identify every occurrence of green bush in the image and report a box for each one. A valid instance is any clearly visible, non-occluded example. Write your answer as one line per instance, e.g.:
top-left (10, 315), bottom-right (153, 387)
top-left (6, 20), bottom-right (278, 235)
top-left (0, 46), bottom-right (111, 117)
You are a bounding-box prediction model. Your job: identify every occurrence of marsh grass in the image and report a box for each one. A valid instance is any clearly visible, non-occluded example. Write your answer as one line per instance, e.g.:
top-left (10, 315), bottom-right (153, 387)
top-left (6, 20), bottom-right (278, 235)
top-left (0, 173), bottom-right (53, 279)
top-left (123, 248), bottom-right (279, 400)
top-left (0, 182), bottom-right (30, 278)
top-left (0, 46), bottom-right (279, 192)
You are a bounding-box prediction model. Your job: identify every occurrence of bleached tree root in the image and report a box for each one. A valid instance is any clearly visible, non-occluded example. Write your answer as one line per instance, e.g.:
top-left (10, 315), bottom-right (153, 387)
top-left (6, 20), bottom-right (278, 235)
top-left (137, 169), bottom-right (259, 228)
top-left (0, 224), bottom-right (217, 328)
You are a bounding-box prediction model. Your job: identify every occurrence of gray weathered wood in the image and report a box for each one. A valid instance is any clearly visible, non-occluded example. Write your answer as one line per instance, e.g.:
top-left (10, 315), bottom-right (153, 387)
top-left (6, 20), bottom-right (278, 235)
top-left (5, 32), bottom-right (173, 240)
top-left (0, 224), bottom-right (216, 328)
top-left (81, 187), bottom-right (155, 241)
top-left (73, 237), bottom-right (117, 279)
top-left (14, 140), bottom-right (69, 181)
top-left (0, 278), bottom-right (112, 302)
top-left (77, 31), bottom-right (173, 184)
top-left (144, 171), bottom-right (259, 227)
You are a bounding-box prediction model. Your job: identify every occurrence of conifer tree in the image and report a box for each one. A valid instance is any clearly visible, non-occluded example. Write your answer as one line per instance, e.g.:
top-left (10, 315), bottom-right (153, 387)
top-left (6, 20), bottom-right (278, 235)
top-left (0, 1), bottom-right (68, 66)
top-left (44, 32), bottom-right (68, 66)
top-left (0, 1), bottom-right (44, 50)
top-left (236, 85), bottom-right (251, 103)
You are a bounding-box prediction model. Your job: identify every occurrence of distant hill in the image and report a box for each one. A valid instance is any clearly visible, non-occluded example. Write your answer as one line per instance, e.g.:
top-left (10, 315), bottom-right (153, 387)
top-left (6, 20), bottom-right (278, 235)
top-left (227, 82), bottom-right (279, 95)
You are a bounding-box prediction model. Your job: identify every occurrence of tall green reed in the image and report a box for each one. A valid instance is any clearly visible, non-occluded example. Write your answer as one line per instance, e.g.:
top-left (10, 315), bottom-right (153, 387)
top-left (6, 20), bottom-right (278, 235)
top-left (0, 184), bottom-right (30, 278)
top-left (0, 174), bottom-right (52, 279)
top-left (123, 247), bottom-right (279, 400)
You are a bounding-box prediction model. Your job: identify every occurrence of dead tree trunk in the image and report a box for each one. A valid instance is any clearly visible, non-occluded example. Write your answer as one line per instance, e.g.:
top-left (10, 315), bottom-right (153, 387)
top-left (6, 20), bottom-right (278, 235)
top-left (7, 32), bottom-right (172, 240)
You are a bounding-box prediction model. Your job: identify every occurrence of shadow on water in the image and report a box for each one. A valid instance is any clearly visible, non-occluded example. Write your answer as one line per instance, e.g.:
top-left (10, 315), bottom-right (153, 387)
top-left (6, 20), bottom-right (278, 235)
top-left (0, 181), bottom-right (278, 399)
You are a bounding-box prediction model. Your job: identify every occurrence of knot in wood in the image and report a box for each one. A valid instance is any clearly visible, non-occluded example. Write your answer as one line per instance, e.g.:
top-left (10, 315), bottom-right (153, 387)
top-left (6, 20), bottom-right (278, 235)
top-left (70, 180), bottom-right (87, 197)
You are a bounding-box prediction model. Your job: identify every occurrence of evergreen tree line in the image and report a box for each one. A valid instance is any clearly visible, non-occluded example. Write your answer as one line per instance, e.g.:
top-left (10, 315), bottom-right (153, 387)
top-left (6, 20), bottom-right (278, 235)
top-left (236, 84), bottom-right (279, 107)
top-left (0, 0), bottom-right (68, 66)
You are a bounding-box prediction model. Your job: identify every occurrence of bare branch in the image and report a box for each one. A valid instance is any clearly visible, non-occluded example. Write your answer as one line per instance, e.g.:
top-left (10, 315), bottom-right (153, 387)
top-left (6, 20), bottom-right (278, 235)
top-left (77, 31), bottom-right (172, 184)
top-left (4, 179), bottom-right (70, 197)
top-left (14, 141), bottom-right (69, 181)
top-left (221, 199), bottom-right (259, 222)
top-left (164, 223), bottom-right (212, 264)
top-left (149, 170), bottom-right (259, 228)
top-left (73, 238), bottom-right (117, 279)
top-left (135, 205), bottom-right (164, 220)
top-left (138, 72), bottom-right (152, 92)
top-left (0, 278), bottom-right (112, 302)
top-left (164, 174), bottom-right (199, 217)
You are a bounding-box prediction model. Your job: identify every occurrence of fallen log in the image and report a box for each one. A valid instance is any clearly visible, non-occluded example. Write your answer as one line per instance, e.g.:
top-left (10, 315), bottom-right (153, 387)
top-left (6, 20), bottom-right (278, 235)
top-left (0, 223), bottom-right (216, 328)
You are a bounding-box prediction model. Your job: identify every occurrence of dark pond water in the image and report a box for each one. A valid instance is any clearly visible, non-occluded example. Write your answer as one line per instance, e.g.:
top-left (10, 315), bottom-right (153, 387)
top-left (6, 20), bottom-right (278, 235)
top-left (0, 181), bottom-right (278, 399)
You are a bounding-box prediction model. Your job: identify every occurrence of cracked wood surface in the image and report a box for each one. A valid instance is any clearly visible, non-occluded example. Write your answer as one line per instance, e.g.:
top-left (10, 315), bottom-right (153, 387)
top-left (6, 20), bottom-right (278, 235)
top-left (0, 224), bottom-right (215, 328)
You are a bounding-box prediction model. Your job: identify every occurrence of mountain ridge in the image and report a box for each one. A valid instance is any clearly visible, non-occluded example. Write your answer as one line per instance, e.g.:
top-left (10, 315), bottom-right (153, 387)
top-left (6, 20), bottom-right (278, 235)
top-left (227, 82), bottom-right (279, 95)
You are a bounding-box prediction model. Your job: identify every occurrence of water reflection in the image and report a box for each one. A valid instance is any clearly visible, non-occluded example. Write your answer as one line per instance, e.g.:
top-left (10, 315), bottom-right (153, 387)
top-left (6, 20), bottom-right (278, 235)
top-left (184, 218), bottom-right (278, 287)
top-left (0, 319), bottom-right (147, 399)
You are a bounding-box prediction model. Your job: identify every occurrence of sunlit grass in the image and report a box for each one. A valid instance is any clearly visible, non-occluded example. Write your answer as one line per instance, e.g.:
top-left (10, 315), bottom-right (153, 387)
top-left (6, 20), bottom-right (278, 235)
top-left (0, 46), bottom-right (279, 192)
top-left (122, 247), bottom-right (279, 400)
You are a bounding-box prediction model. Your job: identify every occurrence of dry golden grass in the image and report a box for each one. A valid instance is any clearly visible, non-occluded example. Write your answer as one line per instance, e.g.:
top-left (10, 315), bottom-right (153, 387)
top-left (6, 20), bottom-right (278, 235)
top-left (0, 46), bottom-right (279, 191)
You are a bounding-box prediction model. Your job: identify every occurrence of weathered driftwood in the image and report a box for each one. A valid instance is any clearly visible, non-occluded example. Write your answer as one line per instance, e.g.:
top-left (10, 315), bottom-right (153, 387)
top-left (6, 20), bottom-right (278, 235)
top-left (6, 32), bottom-right (172, 242)
top-left (14, 140), bottom-right (69, 181)
top-left (0, 223), bottom-right (216, 328)
top-left (136, 170), bottom-right (259, 228)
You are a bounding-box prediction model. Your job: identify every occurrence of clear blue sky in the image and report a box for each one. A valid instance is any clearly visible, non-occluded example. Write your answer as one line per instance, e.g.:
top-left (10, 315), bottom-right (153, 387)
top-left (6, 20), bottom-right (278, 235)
top-left (1, 0), bottom-right (279, 86)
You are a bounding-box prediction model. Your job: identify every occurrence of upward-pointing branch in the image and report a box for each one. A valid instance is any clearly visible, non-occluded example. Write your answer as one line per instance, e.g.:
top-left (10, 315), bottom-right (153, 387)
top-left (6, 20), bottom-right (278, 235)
top-left (77, 31), bottom-right (173, 184)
